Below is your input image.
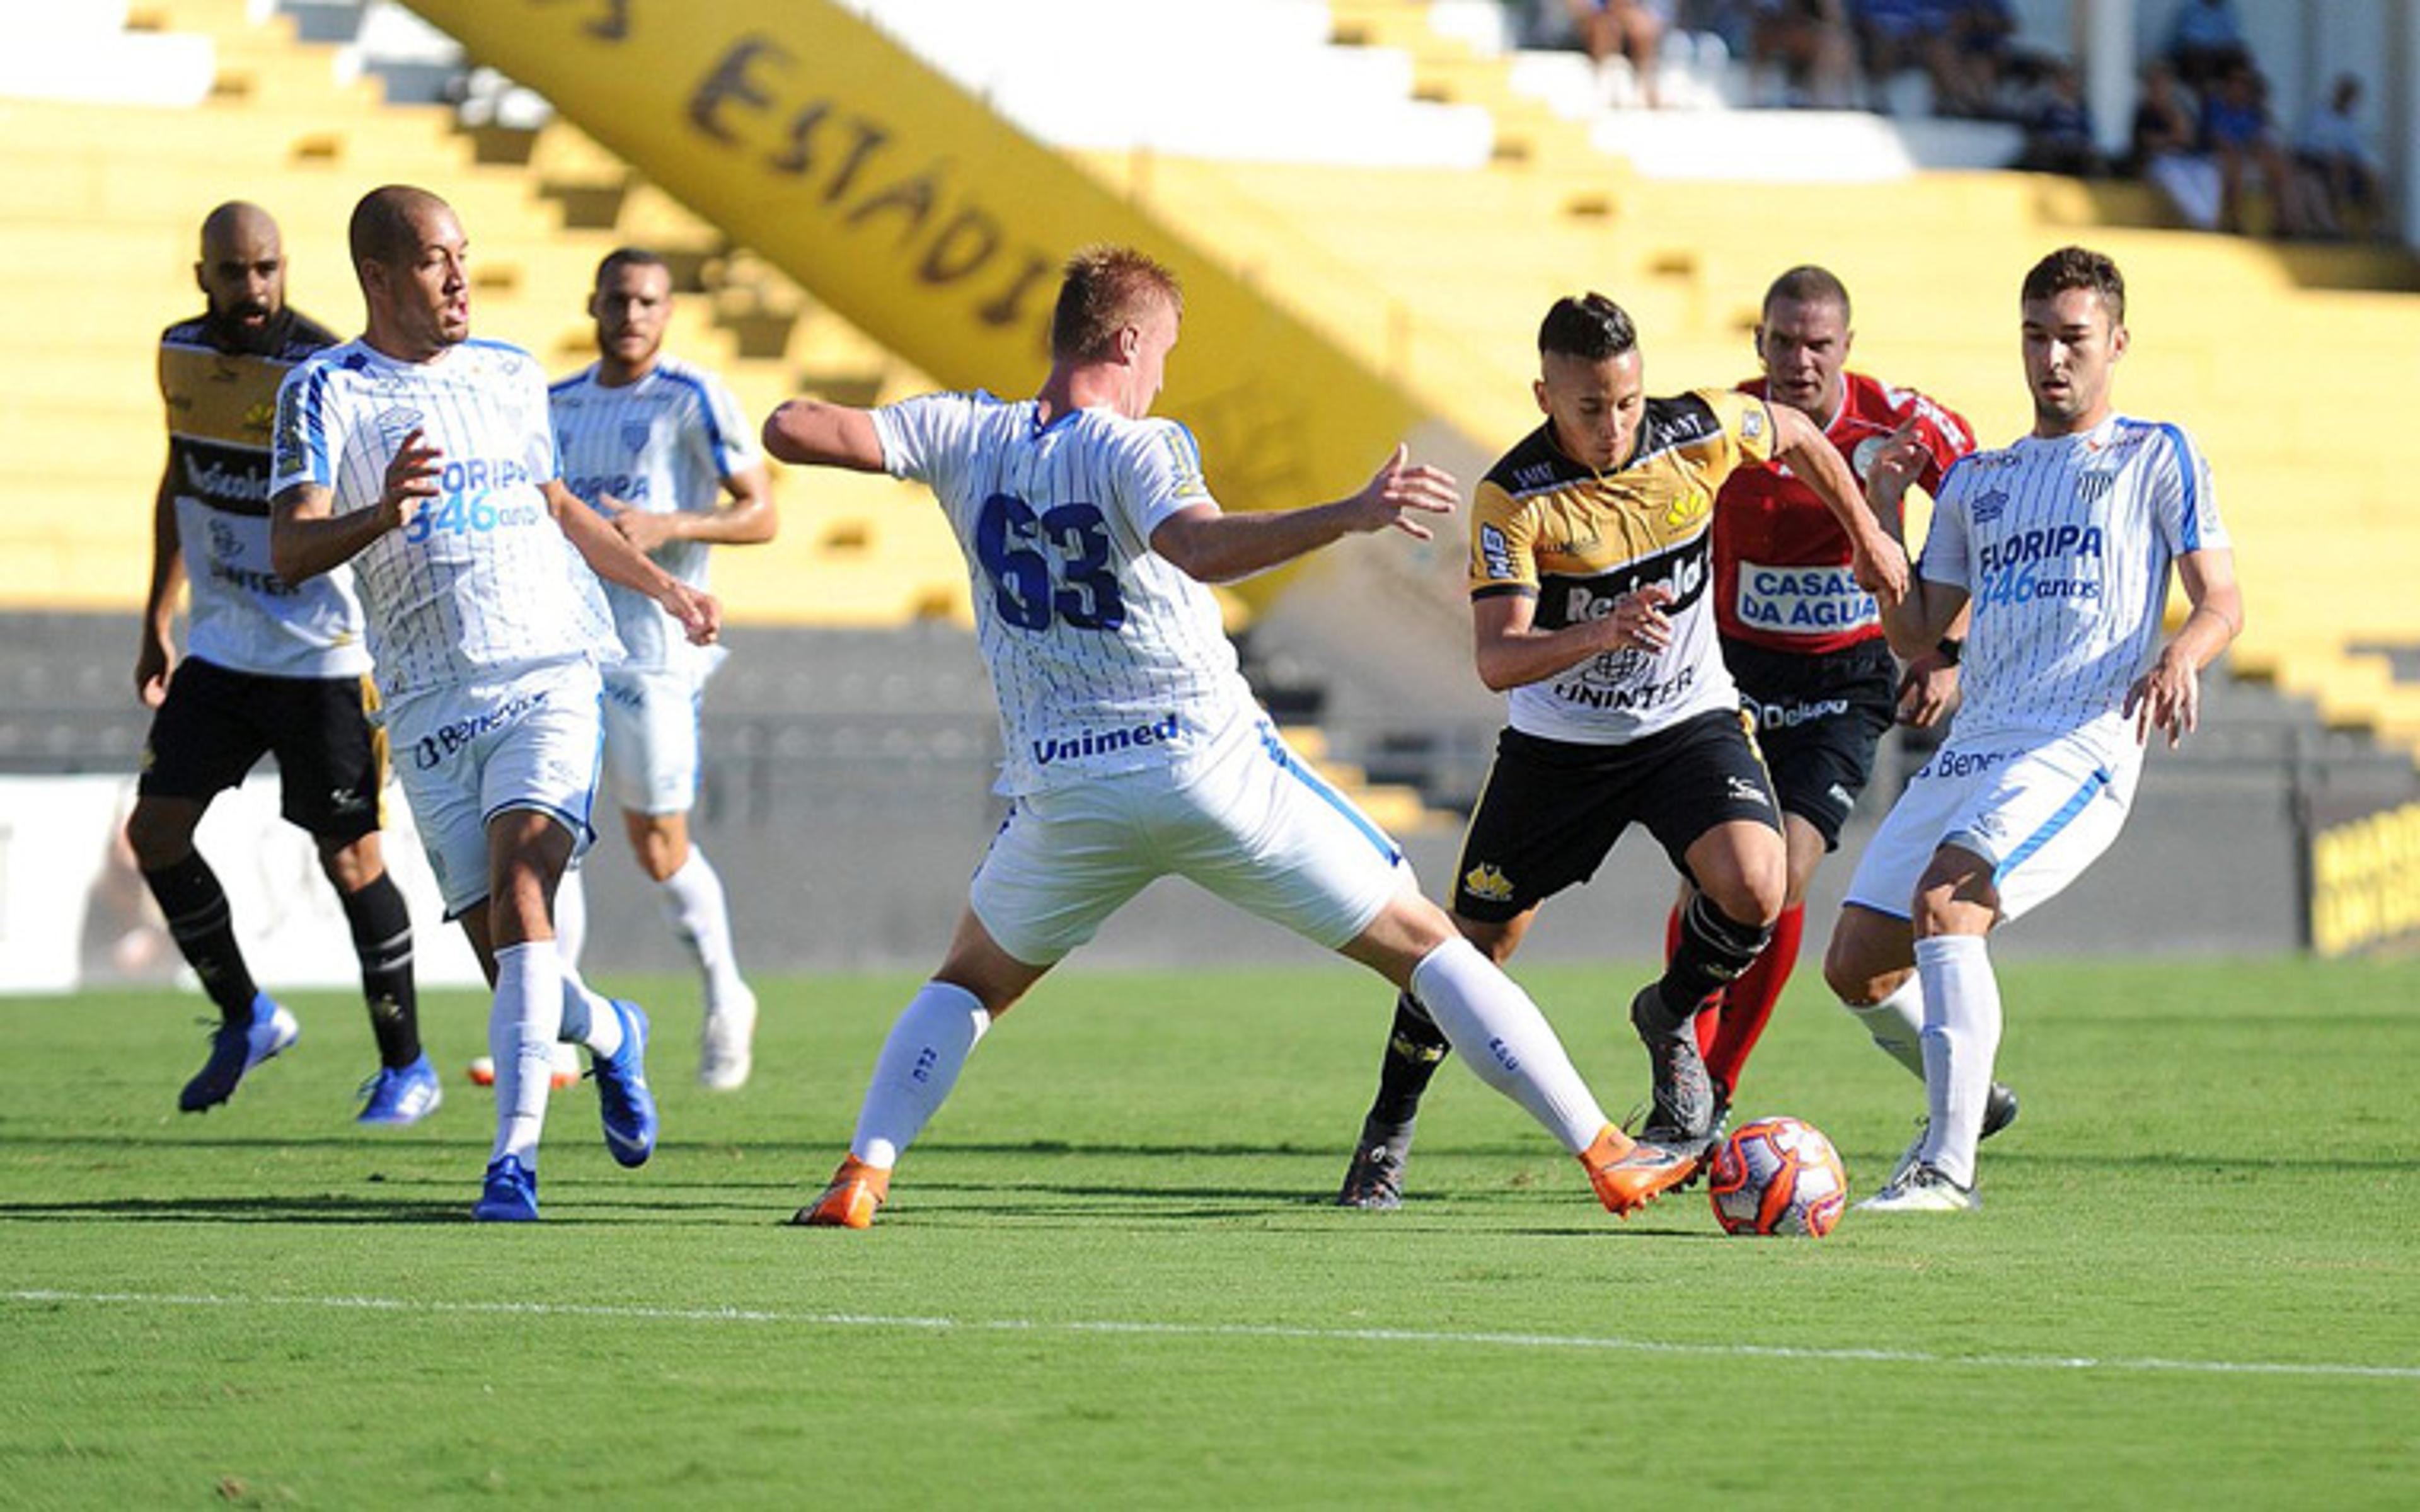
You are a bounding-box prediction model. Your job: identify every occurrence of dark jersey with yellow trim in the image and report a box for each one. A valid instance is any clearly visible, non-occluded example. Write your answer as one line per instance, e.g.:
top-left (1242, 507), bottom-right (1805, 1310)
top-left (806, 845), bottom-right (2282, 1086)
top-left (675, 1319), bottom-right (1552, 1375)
top-left (1468, 388), bottom-right (1777, 744)
top-left (159, 308), bottom-right (367, 678)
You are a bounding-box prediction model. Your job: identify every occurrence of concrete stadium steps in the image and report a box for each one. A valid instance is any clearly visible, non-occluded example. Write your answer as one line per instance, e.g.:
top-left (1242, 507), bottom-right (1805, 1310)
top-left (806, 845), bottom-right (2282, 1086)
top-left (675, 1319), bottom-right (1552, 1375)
top-left (0, 5), bottom-right (969, 627)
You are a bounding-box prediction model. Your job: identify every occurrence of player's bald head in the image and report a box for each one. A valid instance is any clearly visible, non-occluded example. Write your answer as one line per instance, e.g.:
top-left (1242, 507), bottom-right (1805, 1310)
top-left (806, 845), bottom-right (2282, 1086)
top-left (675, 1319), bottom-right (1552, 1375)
top-left (200, 201), bottom-right (279, 260)
top-left (349, 185), bottom-right (454, 274)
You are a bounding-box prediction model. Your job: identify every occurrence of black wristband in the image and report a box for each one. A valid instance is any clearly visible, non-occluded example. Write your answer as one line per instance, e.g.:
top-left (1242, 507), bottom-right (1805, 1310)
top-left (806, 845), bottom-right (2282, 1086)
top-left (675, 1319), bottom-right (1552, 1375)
top-left (1935, 637), bottom-right (1963, 666)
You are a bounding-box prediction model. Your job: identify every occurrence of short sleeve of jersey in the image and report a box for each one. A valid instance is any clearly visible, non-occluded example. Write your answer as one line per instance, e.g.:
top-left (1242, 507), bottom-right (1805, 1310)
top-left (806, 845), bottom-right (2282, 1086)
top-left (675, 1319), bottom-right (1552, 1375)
top-left (1699, 387), bottom-right (1779, 474)
top-left (1119, 419), bottom-right (1216, 539)
top-left (872, 391), bottom-right (975, 498)
top-left (1467, 479), bottom-right (1536, 597)
top-left (1917, 457), bottom-right (1974, 590)
top-left (2151, 423), bottom-right (2229, 555)
top-left (692, 369), bottom-right (761, 480)
top-left (270, 361), bottom-right (337, 495)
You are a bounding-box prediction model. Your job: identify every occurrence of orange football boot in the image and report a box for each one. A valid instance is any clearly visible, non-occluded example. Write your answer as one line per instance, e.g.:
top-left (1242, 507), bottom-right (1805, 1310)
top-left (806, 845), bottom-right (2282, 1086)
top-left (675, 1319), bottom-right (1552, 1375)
top-left (1579, 1124), bottom-right (1697, 1218)
top-left (793, 1155), bottom-right (890, 1229)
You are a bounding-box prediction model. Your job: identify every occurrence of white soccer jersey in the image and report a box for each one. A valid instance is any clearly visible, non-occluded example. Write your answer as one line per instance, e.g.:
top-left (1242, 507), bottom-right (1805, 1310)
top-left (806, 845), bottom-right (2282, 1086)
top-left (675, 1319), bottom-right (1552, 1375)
top-left (1921, 413), bottom-right (2228, 750)
top-left (550, 356), bottom-right (758, 672)
top-left (872, 391), bottom-right (1260, 796)
top-left (271, 338), bottom-right (619, 703)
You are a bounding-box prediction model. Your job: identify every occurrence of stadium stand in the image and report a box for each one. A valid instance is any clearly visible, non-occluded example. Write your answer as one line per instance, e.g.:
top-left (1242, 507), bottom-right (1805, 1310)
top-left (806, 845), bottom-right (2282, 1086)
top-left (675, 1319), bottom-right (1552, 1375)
top-left (8, 0), bottom-right (2418, 965)
top-left (0, 0), bottom-right (972, 626)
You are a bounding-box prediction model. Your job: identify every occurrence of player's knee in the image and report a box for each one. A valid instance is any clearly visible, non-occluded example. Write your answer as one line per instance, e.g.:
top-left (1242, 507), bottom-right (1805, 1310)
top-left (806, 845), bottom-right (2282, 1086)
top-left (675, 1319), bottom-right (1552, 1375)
top-left (123, 802), bottom-right (194, 870)
top-left (317, 835), bottom-right (381, 893)
top-left (1822, 924), bottom-right (1889, 1004)
top-left (1703, 862), bottom-right (1785, 931)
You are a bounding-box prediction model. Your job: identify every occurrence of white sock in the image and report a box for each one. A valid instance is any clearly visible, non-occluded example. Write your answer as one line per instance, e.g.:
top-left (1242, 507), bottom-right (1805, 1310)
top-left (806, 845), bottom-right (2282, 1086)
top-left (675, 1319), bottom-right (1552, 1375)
top-left (1915, 934), bottom-right (2002, 1187)
top-left (554, 866), bottom-right (587, 971)
top-left (556, 965), bottom-right (623, 1058)
top-left (1845, 972), bottom-right (1928, 1080)
top-left (490, 941), bottom-right (567, 1167)
top-left (849, 981), bottom-right (991, 1169)
top-left (659, 847), bottom-right (745, 1001)
top-left (1409, 937), bottom-right (1608, 1154)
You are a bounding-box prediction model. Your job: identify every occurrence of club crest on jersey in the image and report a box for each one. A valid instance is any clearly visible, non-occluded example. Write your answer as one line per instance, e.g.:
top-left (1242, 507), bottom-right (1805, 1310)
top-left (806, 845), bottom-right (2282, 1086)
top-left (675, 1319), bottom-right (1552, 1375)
top-left (1461, 863), bottom-right (1515, 903)
top-left (621, 420), bottom-right (650, 455)
top-left (1739, 407), bottom-right (1765, 444)
top-left (1971, 488), bottom-right (2008, 524)
top-left (1662, 488), bottom-right (1712, 530)
top-left (374, 406), bottom-right (425, 444)
top-left (2077, 471), bottom-right (2115, 505)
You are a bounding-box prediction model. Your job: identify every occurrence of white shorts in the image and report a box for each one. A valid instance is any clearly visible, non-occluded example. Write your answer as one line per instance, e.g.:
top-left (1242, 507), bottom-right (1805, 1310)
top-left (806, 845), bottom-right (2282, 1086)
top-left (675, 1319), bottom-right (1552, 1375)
top-left (384, 659), bottom-right (604, 917)
top-left (601, 662), bottom-right (714, 817)
top-left (971, 718), bottom-right (1410, 966)
top-left (1844, 726), bottom-right (2139, 925)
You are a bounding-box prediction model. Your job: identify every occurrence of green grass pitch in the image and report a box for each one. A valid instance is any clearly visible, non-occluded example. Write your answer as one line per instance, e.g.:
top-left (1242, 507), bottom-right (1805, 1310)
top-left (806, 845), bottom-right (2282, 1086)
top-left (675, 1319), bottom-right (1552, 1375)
top-left (4, 956), bottom-right (2416, 1507)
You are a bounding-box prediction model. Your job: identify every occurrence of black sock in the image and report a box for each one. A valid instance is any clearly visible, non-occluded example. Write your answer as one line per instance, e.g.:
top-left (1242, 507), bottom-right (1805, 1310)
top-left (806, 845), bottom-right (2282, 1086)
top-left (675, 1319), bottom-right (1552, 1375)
top-left (1649, 892), bottom-right (1773, 1036)
top-left (340, 873), bottom-right (420, 1068)
top-left (1364, 990), bottom-right (1454, 1134)
top-left (141, 852), bottom-right (257, 1020)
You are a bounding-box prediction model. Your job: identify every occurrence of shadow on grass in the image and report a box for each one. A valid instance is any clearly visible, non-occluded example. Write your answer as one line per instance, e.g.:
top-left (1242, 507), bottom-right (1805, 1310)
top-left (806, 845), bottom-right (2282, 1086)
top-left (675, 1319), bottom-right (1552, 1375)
top-left (0, 1193), bottom-right (468, 1223)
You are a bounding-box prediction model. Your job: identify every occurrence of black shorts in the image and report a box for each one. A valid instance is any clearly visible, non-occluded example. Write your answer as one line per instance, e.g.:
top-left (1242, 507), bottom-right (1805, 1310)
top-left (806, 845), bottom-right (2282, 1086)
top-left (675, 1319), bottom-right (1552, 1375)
top-left (1450, 708), bottom-right (1781, 923)
top-left (137, 656), bottom-right (386, 841)
top-left (1722, 635), bottom-right (1896, 850)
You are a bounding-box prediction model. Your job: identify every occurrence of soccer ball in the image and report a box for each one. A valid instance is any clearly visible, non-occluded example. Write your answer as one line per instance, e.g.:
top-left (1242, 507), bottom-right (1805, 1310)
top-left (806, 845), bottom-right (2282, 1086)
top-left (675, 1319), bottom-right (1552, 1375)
top-left (465, 1045), bottom-right (582, 1089)
top-left (1707, 1116), bottom-right (1849, 1237)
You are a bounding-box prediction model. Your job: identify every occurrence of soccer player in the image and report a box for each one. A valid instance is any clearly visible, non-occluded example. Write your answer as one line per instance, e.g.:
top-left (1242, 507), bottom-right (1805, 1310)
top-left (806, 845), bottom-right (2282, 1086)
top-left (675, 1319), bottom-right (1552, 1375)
top-left (550, 248), bottom-right (775, 1089)
top-left (1334, 292), bottom-right (1909, 1210)
top-left (270, 185), bottom-right (721, 1220)
top-left (132, 201), bottom-right (435, 1123)
top-left (1824, 246), bottom-right (2242, 1212)
top-left (764, 246), bottom-right (1692, 1228)
top-left (1671, 266), bottom-right (1997, 1132)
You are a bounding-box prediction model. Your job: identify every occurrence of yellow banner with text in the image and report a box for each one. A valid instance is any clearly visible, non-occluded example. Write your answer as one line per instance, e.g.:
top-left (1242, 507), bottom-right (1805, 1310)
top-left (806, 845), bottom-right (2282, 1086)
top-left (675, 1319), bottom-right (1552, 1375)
top-left (408, 0), bottom-right (1431, 556)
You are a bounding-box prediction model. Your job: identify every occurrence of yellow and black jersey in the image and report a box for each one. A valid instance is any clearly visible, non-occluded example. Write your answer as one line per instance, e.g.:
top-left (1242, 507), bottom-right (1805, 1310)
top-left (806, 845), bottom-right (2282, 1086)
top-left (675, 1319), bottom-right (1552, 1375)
top-left (158, 309), bottom-right (367, 679)
top-left (1468, 389), bottom-right (1776, 744)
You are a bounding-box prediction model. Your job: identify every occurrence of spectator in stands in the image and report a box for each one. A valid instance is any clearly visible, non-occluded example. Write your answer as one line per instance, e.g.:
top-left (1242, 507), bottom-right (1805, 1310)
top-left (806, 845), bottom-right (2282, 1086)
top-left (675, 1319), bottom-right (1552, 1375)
top-left (2295, 74), bottom-right (2390, 243)
top-left (2014, 59), bottom-right (2107, 176)
top-left (133, 202), bottom-right (435, 1125)
top-left (2164, 0), bottom-right (2249, 93)
top-left (1850, 0), bottom-right (1940, 112)
top-left (2202, 58), bottom-right (2318, 238)
top-left (1930, 0), bottom-right (2017, 118)
top-left (1748, 0), bottom-right (1860, 109)
top-left (1558, 0), bottom-right (1673, 108)
top-left (2129, 59), bottom-right (2221, 231)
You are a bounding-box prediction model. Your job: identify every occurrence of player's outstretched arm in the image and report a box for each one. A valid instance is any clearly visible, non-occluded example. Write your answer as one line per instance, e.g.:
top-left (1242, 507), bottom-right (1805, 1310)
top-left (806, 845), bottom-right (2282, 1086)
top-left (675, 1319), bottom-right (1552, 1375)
top-left (1150, 445), bottom-right (1457, 585)
top-left (270, 428), bottom-right (440, 583)
top-left (136, 461), bottom-right (185, 708)
top-left (1772, 403), bottom-right (1908, 605)
top-left (548, 479), bottom-right (722, 646)
top-left (762, 399), bottom-right (885, 471)
top-left (2124, 546), bottom-right (2243, 748)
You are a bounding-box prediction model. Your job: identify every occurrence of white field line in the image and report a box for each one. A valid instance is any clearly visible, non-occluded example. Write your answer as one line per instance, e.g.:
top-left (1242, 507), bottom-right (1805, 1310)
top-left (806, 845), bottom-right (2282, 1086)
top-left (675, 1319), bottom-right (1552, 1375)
top-left (8, 1288), bottom-right (2418, 1382)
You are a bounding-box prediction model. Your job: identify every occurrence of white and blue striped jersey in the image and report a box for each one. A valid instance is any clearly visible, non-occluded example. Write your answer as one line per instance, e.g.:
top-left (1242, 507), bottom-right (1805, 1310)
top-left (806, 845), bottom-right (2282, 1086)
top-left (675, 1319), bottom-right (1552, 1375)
top-left (270, 338), bottom-right (619, 704)
top-left (1921, 413), bottom-right (2228, 751)
top-left (549, 355), bottom-right (758, 673)
top-left (872, 391), bottom-right (1259, 796)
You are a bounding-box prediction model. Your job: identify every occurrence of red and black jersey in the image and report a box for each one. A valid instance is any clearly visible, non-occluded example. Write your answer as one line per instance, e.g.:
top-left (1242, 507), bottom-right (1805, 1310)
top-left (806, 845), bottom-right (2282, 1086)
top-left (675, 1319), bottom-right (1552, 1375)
top-left (1714, 370), bottom-right (1974, 655)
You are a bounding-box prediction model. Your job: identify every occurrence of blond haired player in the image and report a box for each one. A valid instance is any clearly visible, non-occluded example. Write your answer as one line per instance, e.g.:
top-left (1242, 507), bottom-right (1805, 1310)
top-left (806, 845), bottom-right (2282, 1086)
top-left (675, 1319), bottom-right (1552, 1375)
top-left (766, 247), bottom-right (1692, 1228)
